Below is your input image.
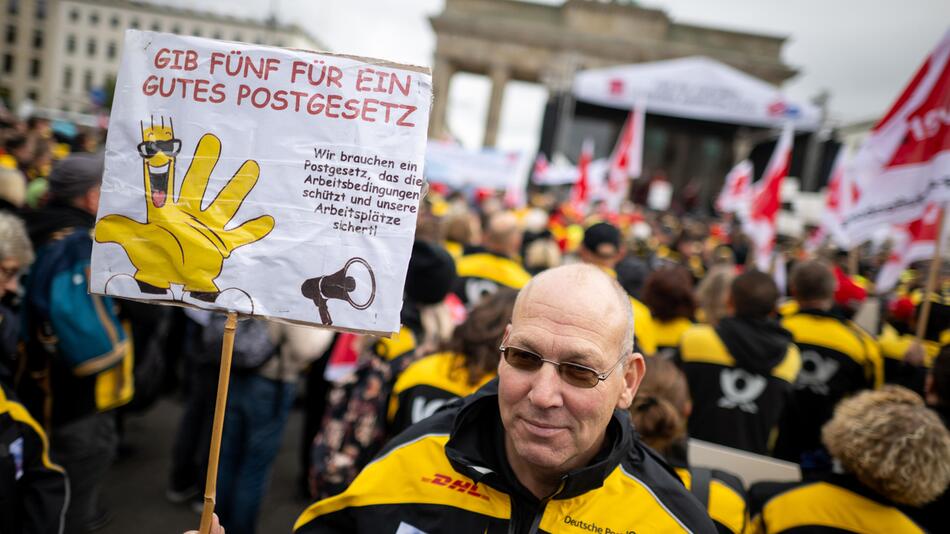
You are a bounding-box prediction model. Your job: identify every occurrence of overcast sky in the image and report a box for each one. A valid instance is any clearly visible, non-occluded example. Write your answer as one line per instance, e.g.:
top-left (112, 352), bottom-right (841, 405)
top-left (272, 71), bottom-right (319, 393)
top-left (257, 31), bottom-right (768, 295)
top-left (153, 0), bottom-right (950, 151)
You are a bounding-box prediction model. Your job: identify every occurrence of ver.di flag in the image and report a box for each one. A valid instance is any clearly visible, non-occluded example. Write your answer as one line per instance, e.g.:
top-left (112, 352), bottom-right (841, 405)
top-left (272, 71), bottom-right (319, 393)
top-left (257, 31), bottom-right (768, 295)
top-left (604, 100), bottom-right (645, 212)
top-left (841, 30), bottom-right (950, 243)
top-left (875, 203), bottom-right (944, 293)
top-left (743, 123), bottom-right (794, 272)
top-left (716, 159), bottom-right (753, 216)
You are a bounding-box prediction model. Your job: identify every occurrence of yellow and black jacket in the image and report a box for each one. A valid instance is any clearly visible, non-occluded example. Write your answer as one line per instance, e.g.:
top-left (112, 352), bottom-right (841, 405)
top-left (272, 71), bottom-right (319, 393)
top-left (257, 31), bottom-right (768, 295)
top-left (878, 323), bottom-right (943, 395)
top-left (296, 380), bottom-right (717, 533)
top-left (453, 251), bottom-right (531, 307)
top-left (387, 351), bottom-right (495, 436)
top-left (602, 267), bottom-right (658, 356)
top-left (0, 382), bottom-right (67, 534)
top-left (674, 466), bottom-right (748, 534)
top-left (679, 319), bottom-right (801, 456)
top-left (749, 473), bottom-right (926, 533)
top-left (655, 317), bottom-right (694, 358)
top-left (774, 309), bottom-right (882, 465)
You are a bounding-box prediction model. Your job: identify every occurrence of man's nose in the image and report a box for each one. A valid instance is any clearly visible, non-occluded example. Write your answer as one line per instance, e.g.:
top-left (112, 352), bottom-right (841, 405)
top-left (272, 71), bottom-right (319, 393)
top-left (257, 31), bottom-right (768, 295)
top-left (527, 361), bottom-right (564, 409)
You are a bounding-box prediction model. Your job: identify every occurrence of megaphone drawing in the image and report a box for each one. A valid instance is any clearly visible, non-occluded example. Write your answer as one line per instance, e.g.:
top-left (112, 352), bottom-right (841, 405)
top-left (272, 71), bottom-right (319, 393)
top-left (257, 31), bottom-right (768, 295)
top-left (301, 257), bottom-right (377, 326)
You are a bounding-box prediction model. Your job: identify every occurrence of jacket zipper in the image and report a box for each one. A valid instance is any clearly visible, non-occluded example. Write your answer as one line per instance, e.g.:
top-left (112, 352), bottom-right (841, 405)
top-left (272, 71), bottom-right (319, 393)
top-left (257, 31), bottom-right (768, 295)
top-left (513, 479), bottom-right (566, 534)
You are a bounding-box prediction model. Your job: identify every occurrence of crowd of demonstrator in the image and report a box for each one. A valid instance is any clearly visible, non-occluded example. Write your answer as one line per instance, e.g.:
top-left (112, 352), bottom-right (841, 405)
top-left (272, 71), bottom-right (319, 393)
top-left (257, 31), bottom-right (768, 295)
top-left (1, 110), bottom-right (948, 533)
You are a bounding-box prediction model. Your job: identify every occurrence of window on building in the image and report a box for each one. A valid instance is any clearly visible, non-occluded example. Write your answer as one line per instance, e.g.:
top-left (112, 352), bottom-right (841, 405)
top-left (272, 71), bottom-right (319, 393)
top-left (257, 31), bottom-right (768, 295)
top-left (130, 18), bottom-right (139, 29)
top-left (2, 54), bottom-right (13, 74)
top-left (63, 66), bottom-right (72, 89)
top-left (192, 28), bottom-right (201, 37)
top-left (233, 33), bottom-right (242, 42)
top-left (4, 25), bottom-right (14, 45)
top-left (212, 31), bottom-right (222, 39)
top-left (7, 0), bottom-right (18, 16)
top-left (29, 58), bottom-right (40, 78)
top-left (89, 11), bottom-right (99, 25)
top-left (66, 35), bottom-right (75, 54)
top-left (171, 25), bottom-right (181, 34)
top-left (150, 22), bottom-right (160, 32)
top-left (68, 8), bottom-right (78, 21)
top-left (26, 89), bottom-right (37, 101)
top-left (34, 0), bottom-right (44, 19)
top-left (84, 70), bottom-right (93, 91)
top-left (110, 15), bottom-right (119, 28)
top-left (33, 29), bottom-right (42, 49)
top-left (107, 41), bottom-right (116, 60)
top-left (87, 38), bottom-right (96, 57)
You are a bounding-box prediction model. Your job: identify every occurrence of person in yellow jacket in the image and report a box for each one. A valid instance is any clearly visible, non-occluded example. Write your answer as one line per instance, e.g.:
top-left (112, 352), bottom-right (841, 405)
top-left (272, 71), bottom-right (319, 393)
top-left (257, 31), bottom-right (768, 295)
top-left (642, 265), bottom-right (697, 358)
top-left (750, 387), bottom-right (950, 533)
top-left (630, 357), bottom-right (748, 533)
top-left (774, 260), bottom-right (882, 468)
top-left (295, 265), bottom-right (716, 533)
top-left (579, 222), bottom-right (658, 355)
top-left (453, 212), bottom-right (531, 308)
top-left (388, 289), bottom-right (517, 434)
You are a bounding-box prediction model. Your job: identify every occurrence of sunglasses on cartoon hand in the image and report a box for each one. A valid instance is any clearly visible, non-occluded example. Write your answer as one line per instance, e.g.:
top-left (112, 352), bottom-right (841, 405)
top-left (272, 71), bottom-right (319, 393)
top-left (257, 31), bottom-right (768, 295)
top-left (499, 345), bottom-right (626, 388)
top-left (137, 139), bottom-right (182, 158)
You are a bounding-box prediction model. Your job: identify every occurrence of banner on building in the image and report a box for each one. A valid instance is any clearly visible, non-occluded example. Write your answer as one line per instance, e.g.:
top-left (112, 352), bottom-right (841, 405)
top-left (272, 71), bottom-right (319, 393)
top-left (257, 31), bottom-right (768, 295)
top-left (91, 31), bottom-right (432, 336)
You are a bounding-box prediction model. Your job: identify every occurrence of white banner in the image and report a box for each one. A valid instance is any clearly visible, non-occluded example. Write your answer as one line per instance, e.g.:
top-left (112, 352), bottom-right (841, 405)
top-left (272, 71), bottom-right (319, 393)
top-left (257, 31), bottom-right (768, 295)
top-left (841, 30), bottom-right (950, 243)
top-left (424, 141), bottom-right (531, 191)
top-left (573, 56), bottom-right (820, 129)
top-left (91, 31), bottom-right (432, 335)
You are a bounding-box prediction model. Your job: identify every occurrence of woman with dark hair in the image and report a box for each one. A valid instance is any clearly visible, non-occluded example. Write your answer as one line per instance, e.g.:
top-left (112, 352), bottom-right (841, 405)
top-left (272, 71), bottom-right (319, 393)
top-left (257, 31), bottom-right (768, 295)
top-left (387, 288), bottom-right (518, 435)
top-left (629, 357), bottom-right (748, 534)
top-left (642, 265), bottom-right (697, 357)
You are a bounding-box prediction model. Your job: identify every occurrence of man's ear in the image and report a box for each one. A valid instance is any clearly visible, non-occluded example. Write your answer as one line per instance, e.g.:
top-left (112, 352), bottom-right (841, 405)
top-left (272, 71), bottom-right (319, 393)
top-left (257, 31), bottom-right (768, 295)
top-left (616, 352), bottom-right (645, 410)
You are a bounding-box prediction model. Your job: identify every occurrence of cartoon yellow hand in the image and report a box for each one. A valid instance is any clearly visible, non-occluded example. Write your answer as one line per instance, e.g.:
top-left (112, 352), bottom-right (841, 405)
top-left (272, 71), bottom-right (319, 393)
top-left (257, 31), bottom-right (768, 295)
top-left (96, 132), bottom-right (274, 295)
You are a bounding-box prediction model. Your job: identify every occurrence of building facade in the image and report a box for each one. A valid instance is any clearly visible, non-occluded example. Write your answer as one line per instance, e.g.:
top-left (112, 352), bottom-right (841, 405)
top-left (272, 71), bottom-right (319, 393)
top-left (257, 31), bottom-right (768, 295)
top-left (0, 0), bottom-right (324, 113)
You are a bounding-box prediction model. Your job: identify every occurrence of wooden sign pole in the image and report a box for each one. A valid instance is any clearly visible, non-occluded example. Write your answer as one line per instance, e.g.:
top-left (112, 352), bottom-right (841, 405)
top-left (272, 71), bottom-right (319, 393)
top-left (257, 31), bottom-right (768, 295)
top-left (916, 207), bottom-right (946, 342)
top-left (199, 311), bottom-right (238, 534)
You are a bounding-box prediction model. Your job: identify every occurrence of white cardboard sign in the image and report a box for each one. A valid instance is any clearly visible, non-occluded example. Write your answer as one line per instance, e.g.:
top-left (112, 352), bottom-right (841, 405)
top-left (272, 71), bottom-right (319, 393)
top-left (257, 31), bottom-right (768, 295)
top-left (90, 31), bottom-right (432, 336)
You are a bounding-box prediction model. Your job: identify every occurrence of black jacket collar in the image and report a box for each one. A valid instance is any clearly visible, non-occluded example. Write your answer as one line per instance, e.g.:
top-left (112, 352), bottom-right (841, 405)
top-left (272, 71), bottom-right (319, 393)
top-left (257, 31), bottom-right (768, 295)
top-left (443, 379), bottom-right (636, 501)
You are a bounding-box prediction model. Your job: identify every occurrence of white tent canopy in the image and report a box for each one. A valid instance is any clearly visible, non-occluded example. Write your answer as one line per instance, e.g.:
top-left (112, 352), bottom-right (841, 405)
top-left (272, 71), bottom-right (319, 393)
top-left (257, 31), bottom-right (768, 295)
top-left (572, 56), bottom-right (820, 130)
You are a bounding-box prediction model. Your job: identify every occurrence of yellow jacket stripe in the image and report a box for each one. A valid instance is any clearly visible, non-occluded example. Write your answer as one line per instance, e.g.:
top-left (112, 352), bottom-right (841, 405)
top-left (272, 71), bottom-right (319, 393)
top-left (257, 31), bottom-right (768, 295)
top-left (680, 324), bottom-right (801, 383)
top-left (756, 481), bottom-right (923, 533)
top-left (294, 433), bottom-right (512, 530)
top-left (455, 253), bottom-right (531, 289)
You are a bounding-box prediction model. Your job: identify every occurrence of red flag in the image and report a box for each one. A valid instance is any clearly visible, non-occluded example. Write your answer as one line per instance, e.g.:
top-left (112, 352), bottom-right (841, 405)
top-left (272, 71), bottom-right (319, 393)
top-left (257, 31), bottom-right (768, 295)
top-left (604, 101), bottom-right (646, 212)
top-left (716, 159), bottom-right (753, 215)
top-left (843, 30), bottom-right (950, 241)
top-left (570, 139), bottom-right (594, 212)
top-left (810, 149), bottom-right (861, 250)
top-left (744, 123), bottom-right (794, 271)
top-left (876, 203), bottom-right (943, 292)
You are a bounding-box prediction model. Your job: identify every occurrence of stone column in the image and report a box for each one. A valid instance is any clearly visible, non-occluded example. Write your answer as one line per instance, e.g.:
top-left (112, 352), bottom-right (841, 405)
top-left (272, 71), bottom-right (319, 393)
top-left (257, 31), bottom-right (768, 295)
top-left (482, 63), bottom-right (509, 147)
top-left (428, 56), bottom-right (455, 140)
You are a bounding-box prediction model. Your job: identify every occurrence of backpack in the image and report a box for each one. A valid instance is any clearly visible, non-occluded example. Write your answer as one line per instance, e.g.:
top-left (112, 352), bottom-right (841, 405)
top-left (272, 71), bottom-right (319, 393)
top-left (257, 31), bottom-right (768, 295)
top-left (201, 314), bottom-right (277, 371)
top-left (25, 229), bottom-right (128, 375)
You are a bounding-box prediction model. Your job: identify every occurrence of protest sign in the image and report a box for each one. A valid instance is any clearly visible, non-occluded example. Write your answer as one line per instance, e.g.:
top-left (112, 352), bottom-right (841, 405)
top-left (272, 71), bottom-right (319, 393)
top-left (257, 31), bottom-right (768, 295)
top-left (90, 31), bottom-right (432, 336)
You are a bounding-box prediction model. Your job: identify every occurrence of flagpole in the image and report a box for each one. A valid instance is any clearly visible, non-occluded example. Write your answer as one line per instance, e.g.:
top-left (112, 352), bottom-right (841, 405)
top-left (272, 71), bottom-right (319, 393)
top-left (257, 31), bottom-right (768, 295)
top-left (915, 205), bottom-right (946, 342)
top-left (199, 311), bottom-right (238, 534)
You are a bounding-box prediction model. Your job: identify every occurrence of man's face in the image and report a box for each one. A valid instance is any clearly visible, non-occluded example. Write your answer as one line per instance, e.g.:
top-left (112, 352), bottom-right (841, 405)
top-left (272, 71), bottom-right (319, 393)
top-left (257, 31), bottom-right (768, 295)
top-left (0, 258), bottom-right (23, 298)
top-left (498, 275), bottom-right (642, 476)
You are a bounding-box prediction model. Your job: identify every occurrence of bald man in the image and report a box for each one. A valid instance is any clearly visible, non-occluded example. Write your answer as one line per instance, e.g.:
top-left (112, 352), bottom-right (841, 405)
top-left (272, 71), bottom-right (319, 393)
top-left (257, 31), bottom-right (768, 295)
top-left (453, 211), bottom-right (531, 309)
top-left (295, 264), bottom-right (715, 533)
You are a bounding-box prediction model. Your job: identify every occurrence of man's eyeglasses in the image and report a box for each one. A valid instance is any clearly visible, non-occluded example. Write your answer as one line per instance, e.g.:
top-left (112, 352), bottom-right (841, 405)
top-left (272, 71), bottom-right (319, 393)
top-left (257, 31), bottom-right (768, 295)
top-left (0, 265), bottom-right (21, 282)
top-left (499, 345), bottom-right (626, 389)
top-left (137, 139), bottom-right (182, 159)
